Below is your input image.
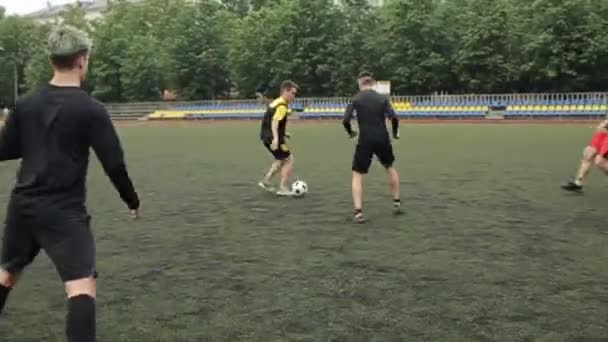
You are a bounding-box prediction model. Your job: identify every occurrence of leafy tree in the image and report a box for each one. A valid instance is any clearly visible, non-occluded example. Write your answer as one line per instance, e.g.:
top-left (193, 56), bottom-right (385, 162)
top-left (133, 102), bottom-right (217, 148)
top-left (169, 0), bottom-right (233, 100)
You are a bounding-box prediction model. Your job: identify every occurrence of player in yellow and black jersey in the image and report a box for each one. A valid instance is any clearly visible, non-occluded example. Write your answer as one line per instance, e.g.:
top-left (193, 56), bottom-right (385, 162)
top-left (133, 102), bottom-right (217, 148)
top-left (259, 80), bottom-right (299, 196)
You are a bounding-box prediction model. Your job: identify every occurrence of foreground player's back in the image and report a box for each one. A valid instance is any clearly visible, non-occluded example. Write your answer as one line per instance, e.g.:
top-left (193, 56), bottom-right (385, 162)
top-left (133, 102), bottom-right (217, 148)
top-left (351, 89), bottom-right (392, 139)
top-left (10, 84), bottom-right (130, 208)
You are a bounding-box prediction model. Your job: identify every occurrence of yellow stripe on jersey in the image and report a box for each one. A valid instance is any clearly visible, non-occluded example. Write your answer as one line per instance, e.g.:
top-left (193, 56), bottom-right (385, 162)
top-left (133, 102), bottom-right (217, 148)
top-left (273, 105), bottom-right (288, 121)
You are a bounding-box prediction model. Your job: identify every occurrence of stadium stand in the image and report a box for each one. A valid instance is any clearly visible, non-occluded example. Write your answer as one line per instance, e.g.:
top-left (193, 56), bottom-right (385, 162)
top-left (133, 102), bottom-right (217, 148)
top-left (101, 93), bottom-right (608, 121)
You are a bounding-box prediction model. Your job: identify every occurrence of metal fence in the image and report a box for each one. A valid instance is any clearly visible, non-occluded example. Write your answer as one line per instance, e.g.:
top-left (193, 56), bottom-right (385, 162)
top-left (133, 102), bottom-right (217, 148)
top-left (105, 92), bottom-right (608, 118)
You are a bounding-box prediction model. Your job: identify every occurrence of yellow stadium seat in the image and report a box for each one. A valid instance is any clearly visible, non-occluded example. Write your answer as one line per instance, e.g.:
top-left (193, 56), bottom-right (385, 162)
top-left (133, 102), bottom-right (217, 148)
top-left (600, 105), bottom-right (608, 111)
top-left (592, 105), bottom-right (600, 111)
top-left (547, 105), bottom-right (556, 111)
top-left (583, 105), bottom-right (593, 112)
top-left (576, 105), bottom-right (584, 111)
top-left (540, 105), bottom-right (549, 111)
top-left (556, 105), bottom-right (564, 111)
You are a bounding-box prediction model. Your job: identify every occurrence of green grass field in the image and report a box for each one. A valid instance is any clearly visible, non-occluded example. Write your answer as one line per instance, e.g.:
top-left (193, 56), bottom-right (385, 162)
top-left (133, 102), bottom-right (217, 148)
top-left (1, 122), bottom-right (607, 341)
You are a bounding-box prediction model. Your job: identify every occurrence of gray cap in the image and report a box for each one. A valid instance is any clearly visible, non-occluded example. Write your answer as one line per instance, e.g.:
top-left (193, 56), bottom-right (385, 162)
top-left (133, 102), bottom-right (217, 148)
top-left (47, 25), bottom-right (92, 56)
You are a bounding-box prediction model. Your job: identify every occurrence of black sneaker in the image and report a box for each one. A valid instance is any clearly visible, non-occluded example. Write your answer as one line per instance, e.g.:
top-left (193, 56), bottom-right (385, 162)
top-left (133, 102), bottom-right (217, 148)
top-left (561, 181), bottom-right (583, 193)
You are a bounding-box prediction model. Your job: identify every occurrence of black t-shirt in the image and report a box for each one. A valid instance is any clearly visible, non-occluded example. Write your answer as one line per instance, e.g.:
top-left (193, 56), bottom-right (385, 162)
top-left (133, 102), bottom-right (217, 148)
top-left (343, 89), bottom-right (398, 142)
top-left (0, 84), bottom-right (139, 210)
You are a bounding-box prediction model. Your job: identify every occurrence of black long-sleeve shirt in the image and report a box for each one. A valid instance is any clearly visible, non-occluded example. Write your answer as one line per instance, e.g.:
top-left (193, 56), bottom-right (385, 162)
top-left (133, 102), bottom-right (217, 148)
top-left (343, 89), bottom-right (399, 141)
top-left (0, 84), bottom-right (139, 210)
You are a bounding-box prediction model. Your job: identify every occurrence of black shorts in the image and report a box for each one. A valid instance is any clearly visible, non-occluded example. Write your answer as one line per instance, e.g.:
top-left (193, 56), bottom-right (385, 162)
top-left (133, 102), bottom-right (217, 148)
top-left (264, 142), bottom-right (291, 161)
top-left (352, 139), bottom-right (395, 174)
top-left (0, 201), bottom-right (96, 282)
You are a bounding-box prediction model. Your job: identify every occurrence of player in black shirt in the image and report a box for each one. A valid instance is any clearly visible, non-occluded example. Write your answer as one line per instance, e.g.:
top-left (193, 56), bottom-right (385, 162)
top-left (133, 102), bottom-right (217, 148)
top-left (343, 72), bottom-right (401, 223)
top-left (0, 25), bottom-right (139, 342)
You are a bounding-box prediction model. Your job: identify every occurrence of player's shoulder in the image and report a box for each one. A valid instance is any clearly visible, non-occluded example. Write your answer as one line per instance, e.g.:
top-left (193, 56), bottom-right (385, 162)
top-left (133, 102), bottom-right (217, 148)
top-left (352, 89), bottom-right (382, 102)
top-left (89, 97), bottom-right (108, 113)
top-left (270, 97), bottom-right (287, 108)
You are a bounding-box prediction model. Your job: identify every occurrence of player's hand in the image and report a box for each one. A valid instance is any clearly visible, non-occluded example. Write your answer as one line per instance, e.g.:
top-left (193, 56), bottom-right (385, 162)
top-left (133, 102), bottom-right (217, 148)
top-left (130, 209), bottom-right (140, 220)
top-left (348, 131), bottom-right (358, 139)
top-left (271, 139), bottom-right (279, 150)
top-left (285, 132), bottom-right (291, 140)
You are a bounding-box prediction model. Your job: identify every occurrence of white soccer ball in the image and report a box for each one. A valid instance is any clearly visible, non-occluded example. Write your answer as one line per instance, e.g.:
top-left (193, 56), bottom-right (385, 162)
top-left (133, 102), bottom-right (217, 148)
top-left (291, 180), bottom-right (308, 197)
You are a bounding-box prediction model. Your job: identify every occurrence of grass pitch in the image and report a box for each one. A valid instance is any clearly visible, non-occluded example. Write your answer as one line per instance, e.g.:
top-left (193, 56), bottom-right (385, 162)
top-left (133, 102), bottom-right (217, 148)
top-left (1, 122), bottom-right (607, 341)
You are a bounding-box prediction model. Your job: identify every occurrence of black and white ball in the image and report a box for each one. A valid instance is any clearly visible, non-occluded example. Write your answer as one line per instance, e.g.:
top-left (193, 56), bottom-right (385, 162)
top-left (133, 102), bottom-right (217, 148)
top-left (291, 180), bottom-right (308, 197)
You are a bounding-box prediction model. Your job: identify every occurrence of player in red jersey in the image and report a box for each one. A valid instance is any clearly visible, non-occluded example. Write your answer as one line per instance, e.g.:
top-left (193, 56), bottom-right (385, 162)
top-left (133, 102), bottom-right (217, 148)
top-left (562, 119), bottom-right (608, 192)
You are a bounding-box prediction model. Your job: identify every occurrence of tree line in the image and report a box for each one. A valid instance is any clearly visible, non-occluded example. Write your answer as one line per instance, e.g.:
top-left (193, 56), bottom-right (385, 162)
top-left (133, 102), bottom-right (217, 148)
top-left (0, 0), bottom-right (607, 106)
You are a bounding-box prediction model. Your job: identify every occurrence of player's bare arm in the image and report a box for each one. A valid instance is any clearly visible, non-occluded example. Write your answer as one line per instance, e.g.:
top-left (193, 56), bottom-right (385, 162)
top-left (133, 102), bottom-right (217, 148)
top-left (271, 119), bottom-right (280, 150)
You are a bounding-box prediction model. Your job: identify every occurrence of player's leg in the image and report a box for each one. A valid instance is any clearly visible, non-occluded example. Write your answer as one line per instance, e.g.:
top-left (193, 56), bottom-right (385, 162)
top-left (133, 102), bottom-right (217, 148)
top-left (562, 133), bottom-right (605, 191)
top-left (575, 146), bottom-right (597, 184)
top-left (259, 143), bottom-right (282, 191)
top-left (260, 160), bottom-right (282, 190)
top-left (387, 167), bottom-right (401, 214)
top-left (375, 141), bottom-right (401, 214)
top-left (40, 212), bottom-right (96, 342)
top-left (276, 144), bottom-right (294, 195)
top-left (351, 143), bottom-right (373, 223)
top-left (593, 141), bottom-right (608, 174)
top-left (594, 154), bottom-right (608, 174)
top-left (278, 158), bottom-right (293, 193)
top-left (0, 204), bottom-right (40, 314)
top-left (352, 171), bottom-right (364, 219)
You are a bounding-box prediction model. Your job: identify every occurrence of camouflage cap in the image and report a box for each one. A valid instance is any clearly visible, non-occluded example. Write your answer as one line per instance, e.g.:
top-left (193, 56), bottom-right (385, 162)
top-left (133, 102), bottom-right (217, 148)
top-left (47, 25), bottom-right (92, 56)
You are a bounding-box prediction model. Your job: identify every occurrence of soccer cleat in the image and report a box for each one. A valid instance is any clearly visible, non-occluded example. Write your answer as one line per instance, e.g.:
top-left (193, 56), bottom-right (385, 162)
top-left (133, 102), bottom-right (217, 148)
top-left (258, 181), bottom-right (276, 193)
top-left (276, 188), bottom-right (295, 196)
top-left (392, 201), bottom-right (403, 215)
top-left (561, 181), bottom-right (583, 193)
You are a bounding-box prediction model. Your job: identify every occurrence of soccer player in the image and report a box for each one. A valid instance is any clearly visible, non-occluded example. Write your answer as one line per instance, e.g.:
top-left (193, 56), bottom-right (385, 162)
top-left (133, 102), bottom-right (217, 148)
top-left (561, 119), bottom-right (608, 192)
top-left (343, 72), bottom-right (401, 223)
top-left (0, 25), bottom-right (140, 341)
top-left (258, 80), bottom-right (299, 196)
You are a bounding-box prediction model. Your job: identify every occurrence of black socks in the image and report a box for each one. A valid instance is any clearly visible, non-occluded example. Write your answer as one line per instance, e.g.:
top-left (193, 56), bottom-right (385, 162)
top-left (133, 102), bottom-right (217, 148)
top-left (66, 295), bottom-right (95, 342)
top-left (0, 284), bottom-right (11, 314)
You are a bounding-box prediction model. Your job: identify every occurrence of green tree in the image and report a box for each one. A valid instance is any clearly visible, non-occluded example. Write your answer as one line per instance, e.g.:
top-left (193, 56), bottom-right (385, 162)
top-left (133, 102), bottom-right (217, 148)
top-left (516, 0), bottom-right (598, 92)
top-left (0, 16), bottom-right (37, 105)
top-left (120, 34), bottom-right (165, 101)
top-left (230, 0), bottom-right (342, 97)
top-left (375, 0), bottom-right (451, 94)
top-left (170, 0), bottom-right (233, 100)
top-left (327, 0), bottom-right (380, 96)
top-left (440, 0), bottom-right (517, 93)
top-left (24, 24), bottom-right (53, 91)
